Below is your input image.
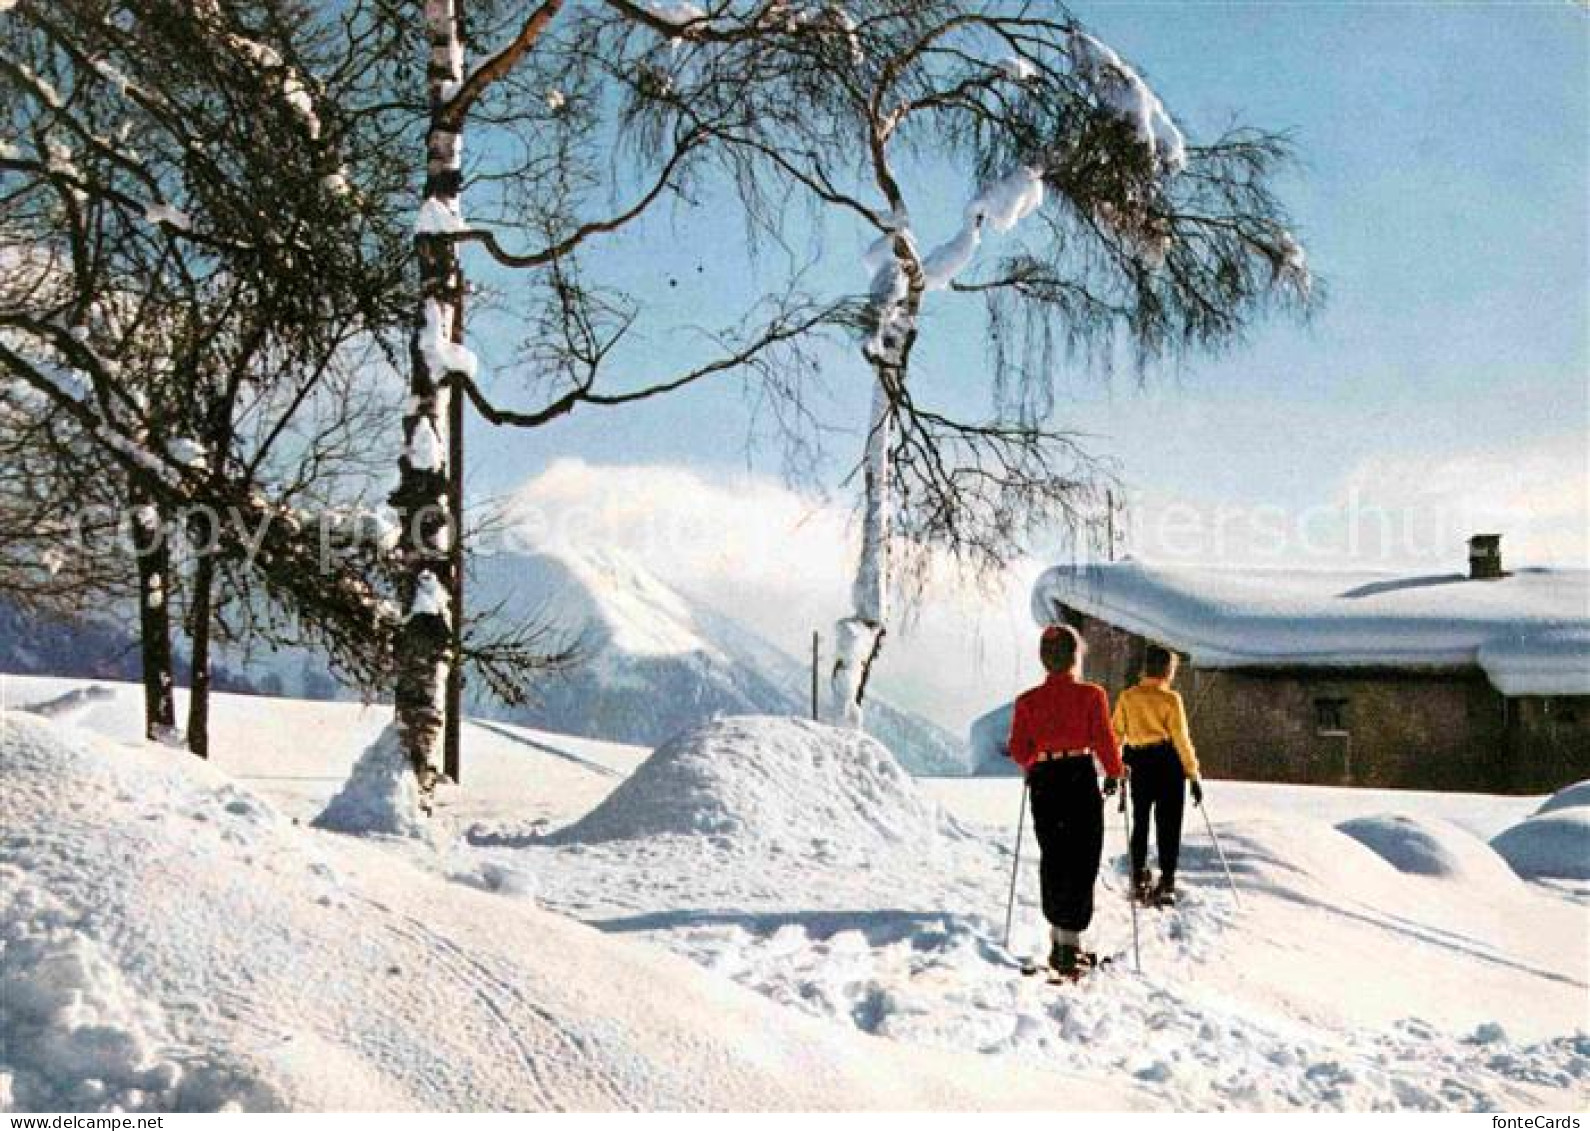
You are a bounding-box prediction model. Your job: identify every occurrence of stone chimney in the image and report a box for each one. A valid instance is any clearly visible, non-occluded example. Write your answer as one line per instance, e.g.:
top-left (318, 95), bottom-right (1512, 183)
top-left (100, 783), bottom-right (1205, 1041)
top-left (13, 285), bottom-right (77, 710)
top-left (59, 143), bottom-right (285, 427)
top-left (1468, 534), bottom-right (1505, 580)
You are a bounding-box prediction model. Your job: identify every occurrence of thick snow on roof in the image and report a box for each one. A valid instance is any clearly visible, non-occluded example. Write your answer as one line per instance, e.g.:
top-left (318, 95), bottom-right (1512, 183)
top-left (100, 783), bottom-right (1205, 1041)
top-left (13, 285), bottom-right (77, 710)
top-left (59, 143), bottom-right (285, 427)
top-left (1032, 560), bottom-right (1590, 695)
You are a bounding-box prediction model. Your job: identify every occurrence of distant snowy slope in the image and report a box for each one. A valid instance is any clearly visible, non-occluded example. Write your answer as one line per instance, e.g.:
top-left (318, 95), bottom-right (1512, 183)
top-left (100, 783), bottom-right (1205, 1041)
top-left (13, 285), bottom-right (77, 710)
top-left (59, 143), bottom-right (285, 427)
top-left (0, 547), bottom-right (968, 773)
top-left (467, 548), bottom-right (967, 774)
top-left (966, 701), bottom-right (1020, 776)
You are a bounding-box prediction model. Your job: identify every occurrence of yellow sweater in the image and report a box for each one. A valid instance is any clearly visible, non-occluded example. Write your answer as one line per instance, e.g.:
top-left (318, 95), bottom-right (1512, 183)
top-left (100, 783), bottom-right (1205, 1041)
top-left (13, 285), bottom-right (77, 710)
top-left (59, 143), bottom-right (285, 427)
top-left (1112, 678), bottom-right (1200, 778)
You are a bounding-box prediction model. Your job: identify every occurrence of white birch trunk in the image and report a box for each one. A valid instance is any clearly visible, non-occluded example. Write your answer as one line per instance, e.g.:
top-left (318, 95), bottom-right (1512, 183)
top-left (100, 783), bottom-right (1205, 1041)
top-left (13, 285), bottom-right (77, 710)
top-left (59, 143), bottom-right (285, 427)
top-left (828, 231), bottom-right (922, 728)
top-left (391, 0), bottom-right (465, 803)
top-left (827, 379), bottom-right (893, 727)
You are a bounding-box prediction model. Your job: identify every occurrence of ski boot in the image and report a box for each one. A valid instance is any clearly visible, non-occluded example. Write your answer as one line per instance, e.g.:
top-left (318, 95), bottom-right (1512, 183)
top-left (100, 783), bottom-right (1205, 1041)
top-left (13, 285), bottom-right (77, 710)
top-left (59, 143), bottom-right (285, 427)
top-left (1048, 943), bottom-right (1083, 981)
top-left (1151, 878), bottom-right (1178, 908)
top-left (1132, 868), bottom-right (1156, 907)
top-left (1047, 942), bottom-right (1101, 979)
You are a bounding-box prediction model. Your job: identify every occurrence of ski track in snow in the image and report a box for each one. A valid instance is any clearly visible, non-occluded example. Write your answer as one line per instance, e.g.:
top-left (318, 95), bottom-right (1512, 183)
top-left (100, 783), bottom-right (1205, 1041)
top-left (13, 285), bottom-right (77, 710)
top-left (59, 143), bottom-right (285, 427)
top-left (459, 715), bottom-right (1588, 1113)
top-left (1, 706), bottom-right (1141, 1112)
top-left (511, 838), bottom-right (1587, 1112)
top-left (3, 678), bottom-right (1586, 1112)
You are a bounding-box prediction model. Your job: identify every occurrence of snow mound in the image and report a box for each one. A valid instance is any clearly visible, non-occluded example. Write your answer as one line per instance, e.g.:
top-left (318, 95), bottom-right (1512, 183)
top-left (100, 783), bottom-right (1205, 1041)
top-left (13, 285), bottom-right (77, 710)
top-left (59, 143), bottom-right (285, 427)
top-left (1490, 810), bottom-right (1590, 880)
top-left (312, 724), bottom-right (426, 838)
top-left (547, 715), bottom-right (961, 849)
top-left (1535, 779), bottom-right (1590, 817)
top-left (1336, 814), bottom-right (1521, 886)
top-left (18, 684), bottom-right (117, 721)
top-left (523, 541), bottom-right (721, 660)
top-left (466, 546), bottom-right (968, 773)
top-left (1478, 627), bottom-right (1590, 696)
top-left (967, 702), bottom-right (1020, 776)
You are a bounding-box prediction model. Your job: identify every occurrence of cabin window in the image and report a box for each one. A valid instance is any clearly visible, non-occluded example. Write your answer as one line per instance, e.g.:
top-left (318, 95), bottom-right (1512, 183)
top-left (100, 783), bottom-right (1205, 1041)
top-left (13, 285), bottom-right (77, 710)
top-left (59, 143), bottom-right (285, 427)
top-left (1315, 697), bottom-right (1349, 736)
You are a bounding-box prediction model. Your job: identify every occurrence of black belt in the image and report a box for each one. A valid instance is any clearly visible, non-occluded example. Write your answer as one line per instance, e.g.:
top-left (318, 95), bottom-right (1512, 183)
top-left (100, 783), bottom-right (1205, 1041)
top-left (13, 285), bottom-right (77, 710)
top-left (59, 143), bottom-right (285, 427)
top-left (1033, 748), bottom-right (1091, 764)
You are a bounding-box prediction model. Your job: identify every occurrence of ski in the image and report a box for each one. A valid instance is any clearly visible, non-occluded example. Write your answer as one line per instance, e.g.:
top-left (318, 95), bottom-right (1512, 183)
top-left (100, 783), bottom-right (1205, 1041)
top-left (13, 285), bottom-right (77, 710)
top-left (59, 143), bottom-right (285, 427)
top-left (1018, 951), bottom-right (1116, 980)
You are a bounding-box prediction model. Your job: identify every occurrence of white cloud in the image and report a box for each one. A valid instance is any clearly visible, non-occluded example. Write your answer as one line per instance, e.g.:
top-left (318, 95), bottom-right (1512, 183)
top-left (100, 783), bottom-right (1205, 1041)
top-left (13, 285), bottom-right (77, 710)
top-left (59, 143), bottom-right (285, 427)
top-left (496, 458), bottom-right (1036, 734)
top-left (1116, 432), bottom-right (1588, 571)
top-left (1331, 432), bottom-right (1588, 568)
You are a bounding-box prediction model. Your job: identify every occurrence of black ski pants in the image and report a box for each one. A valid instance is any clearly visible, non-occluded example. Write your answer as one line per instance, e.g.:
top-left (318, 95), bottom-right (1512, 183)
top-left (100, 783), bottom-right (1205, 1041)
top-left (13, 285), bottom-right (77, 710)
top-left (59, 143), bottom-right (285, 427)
top-left (1127, 740), bottom-right (1186, 884)
top-left (1027, 756), bottom-right (1104, 932)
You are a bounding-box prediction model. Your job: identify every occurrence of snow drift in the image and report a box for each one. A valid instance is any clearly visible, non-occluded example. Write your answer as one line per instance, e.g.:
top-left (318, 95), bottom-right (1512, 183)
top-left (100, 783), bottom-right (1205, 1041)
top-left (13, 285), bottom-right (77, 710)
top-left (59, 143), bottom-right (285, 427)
top-left (7, 679), bottom-right (1587, 1113)
top-left (0, 710), bottom-right (1134, 1112)
top-left (1, 868), bottom-right (199, 1112)
top-left (1336, 814), bottom-right (1521, 887)
top-left (312, 724), bottom-right (426, 838)
top-left (1031, 562), bottom-right (1590, 695)
top-left (1490, 810), bottom-right (1590, 880)
top-left (16, 684), bottom-right (117, 721)
top-left (516, 752), bottom-right (1590, 1111)
top-left (1535, 779), bottom-right (1590, 817)
top-left (546, 715), bottom-right (962, 850)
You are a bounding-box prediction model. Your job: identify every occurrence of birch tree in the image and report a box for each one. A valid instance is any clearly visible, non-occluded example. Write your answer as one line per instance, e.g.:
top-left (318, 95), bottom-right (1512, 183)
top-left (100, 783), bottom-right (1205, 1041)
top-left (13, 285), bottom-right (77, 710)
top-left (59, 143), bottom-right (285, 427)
top-left (0, 0), bottom-right (412, 743)
top-left (380, 0), bottom-right (904, 802)
top-left (627, 4), bottom-right (1314, 724)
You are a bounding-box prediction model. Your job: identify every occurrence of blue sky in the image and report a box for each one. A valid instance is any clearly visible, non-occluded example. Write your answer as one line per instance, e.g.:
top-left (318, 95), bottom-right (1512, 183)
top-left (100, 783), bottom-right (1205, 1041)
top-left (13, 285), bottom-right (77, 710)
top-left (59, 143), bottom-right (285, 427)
top-left (465, 0), bottom-right (1585, 527)
top-left (458, 2), bottom-right (1588, 729)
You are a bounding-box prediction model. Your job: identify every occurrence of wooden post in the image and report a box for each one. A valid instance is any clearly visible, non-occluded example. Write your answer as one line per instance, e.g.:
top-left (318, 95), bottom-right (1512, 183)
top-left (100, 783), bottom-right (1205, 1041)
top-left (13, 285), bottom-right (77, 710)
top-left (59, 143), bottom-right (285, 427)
top-left (810, 631), bottom-right (819, 720)
top-left (442, 290), bottom-right (465, 786)
top-left (1106, 489), bottom-right (1117, 562)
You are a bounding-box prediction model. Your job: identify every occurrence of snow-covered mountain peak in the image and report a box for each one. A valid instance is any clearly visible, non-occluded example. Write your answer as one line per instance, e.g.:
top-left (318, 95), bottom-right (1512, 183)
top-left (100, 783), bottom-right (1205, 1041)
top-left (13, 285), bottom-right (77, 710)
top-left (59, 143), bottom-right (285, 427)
top-left (537, 542), bottom-right (723, 660)
top-left (467, 547), bottom-right (968, 773)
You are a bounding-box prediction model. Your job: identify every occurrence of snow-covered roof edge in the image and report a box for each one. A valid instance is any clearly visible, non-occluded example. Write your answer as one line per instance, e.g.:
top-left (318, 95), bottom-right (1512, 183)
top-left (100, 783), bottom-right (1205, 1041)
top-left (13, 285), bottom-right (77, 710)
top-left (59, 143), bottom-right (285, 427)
top-left (1031, 561), bottom-right (1590, 697)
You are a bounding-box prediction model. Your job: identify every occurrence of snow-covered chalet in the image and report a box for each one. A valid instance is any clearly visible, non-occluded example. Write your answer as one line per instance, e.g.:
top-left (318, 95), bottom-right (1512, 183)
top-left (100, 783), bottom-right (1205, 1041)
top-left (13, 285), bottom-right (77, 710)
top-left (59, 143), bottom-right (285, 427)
top-left (1031, 537), bottom-right (1590, 793)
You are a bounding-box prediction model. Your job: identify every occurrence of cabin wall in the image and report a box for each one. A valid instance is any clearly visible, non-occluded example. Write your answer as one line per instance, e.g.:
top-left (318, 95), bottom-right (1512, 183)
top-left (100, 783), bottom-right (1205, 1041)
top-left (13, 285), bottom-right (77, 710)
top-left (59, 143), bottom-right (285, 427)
top-left (1180, 668), bottom-right (1507, 791)
top-left (1064, 608), bottom-right (1589, 794)
top-left (1505, 696), bottom-right (1590, 793)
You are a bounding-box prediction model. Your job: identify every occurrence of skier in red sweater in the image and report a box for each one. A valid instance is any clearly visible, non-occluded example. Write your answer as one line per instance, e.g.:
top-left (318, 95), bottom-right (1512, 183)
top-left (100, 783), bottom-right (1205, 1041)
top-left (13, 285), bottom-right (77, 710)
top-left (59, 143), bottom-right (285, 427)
top-left (1007, 624), bottom-right (1125, 976)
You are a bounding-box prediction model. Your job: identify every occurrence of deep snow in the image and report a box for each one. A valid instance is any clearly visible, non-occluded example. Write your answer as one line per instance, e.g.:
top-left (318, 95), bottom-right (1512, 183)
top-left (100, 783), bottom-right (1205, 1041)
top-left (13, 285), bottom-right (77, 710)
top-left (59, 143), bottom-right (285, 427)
top-left (1538, 779), bottom-right (1590, 816)
top-left (4, 675), bottom-right (1587, 1112)
top-left (0, 706), bottom-right (1135, 1111)
top-left (465, 546), bottom-right (968, 773)
top-left (503, 717), bottom-right (1587, 1110)
top-left (543, 716), bottom-right (957, 848)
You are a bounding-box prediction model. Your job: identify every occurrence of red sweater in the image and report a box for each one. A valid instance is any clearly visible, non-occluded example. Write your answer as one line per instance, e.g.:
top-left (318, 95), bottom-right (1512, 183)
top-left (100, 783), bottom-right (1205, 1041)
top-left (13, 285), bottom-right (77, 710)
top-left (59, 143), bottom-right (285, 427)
top-left (1007, 672), bottom-right (1124, 777)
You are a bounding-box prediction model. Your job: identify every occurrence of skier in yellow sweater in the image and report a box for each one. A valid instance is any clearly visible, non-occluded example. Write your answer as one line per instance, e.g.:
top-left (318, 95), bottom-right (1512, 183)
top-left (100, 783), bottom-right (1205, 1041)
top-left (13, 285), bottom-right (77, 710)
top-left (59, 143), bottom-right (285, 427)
top-left (1113, 644), bottom-right (1203, 907)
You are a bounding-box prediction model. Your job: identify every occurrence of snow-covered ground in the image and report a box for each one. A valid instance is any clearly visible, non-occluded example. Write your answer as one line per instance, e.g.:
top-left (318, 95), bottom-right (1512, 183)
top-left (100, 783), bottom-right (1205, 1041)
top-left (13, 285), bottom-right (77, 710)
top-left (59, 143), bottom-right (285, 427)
top-left (0, 684), bottom-right (1134, 1112)
top-left (3, 675), bottom-right (1586, 1112)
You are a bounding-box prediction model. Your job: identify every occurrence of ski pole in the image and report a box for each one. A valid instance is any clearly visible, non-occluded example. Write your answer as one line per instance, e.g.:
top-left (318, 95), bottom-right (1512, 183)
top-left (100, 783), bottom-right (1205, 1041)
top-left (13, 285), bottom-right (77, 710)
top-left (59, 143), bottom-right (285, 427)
top-left (1002, 778), bottom-right (1028, 952)
top-left (1119, 777), bottom-right (1141, 974)
top-left (1199, 798), bottom-right (1242, 909)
